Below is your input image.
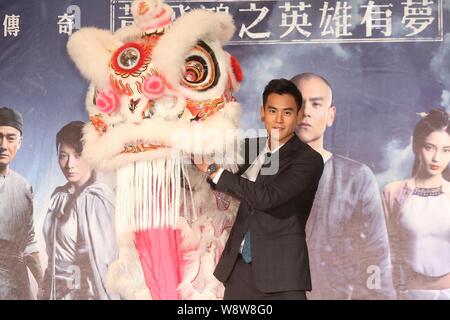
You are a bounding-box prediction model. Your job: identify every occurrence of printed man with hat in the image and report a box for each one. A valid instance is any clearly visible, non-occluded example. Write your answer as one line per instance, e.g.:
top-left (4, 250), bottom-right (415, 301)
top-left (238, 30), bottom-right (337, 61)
top-left (0, 107), bottom-right (43, 299)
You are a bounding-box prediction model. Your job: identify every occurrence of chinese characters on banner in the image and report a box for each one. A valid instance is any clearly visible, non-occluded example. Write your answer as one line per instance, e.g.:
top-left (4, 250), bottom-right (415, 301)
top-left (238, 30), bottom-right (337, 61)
top-left (3, 14), bottom-right (20, 37)
top-left (2, 1), bottom-right (442, 43)
top-left (110, 0), bottom-right (443, 44)
top-left (2, 5), bottom-right (82, 38)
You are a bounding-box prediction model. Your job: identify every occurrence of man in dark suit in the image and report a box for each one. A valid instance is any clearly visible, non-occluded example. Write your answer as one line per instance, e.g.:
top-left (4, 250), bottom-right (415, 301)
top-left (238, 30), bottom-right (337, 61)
top-left (195, 79), bottom-right (324, 299)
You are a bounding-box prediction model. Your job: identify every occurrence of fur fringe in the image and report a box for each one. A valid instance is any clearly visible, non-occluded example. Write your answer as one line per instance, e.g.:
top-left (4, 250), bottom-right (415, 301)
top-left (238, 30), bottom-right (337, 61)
top-left (115, 157), bottom-right (184, 232)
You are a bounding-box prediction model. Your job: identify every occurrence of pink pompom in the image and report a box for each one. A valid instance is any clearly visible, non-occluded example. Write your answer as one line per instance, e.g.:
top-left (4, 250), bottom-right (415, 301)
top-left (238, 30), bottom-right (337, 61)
top-left (95, 89), bottom-right (120, 114)
top-left (143, 75), bottom-right (165, 99)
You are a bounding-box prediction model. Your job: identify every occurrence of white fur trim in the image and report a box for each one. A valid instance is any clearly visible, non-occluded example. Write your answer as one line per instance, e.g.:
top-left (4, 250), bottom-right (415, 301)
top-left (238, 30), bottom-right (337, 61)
top-left (82, 102), bottom-right (241, 171)
top-left (106, 232), bottom-right (152, 300)
top-left (67, 27), bottom-right (123, 90)
top-left (114, 24), bottom-right (143, 42)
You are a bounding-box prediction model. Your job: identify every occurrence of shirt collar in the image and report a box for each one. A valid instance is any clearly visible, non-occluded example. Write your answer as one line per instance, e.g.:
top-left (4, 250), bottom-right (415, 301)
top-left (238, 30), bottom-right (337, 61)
top-left (264, 139), bottom-right (284, 155)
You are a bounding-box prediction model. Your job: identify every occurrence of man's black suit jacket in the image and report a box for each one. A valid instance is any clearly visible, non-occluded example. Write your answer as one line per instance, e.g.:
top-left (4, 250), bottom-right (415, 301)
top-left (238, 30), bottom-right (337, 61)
top-left (213, 134), bottom-right (324, 293)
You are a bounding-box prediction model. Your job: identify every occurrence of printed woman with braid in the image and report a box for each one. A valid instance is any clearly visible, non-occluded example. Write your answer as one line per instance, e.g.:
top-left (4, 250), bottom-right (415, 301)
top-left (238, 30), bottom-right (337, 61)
top-left (382, 109), bottom-right (450, 299)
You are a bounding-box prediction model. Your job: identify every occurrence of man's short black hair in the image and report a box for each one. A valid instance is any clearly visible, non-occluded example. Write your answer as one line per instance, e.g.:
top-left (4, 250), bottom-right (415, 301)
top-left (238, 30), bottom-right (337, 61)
top-left (56, 121), bottom-right (85, 154)
top-left (262, 78), bottom-right (303, 110)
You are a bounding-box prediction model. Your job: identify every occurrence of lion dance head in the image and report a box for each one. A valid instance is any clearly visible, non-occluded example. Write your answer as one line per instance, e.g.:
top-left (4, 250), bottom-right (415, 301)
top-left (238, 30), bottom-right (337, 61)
top-left (67, 0), bottom-right (242, 299)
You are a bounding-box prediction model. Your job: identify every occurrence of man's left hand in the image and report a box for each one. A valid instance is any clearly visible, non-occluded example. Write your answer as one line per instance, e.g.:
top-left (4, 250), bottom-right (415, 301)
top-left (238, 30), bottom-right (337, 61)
top-left (191, 155), bottom-right (219, 179)
top-left (191, 154), bottom-right (208, 173)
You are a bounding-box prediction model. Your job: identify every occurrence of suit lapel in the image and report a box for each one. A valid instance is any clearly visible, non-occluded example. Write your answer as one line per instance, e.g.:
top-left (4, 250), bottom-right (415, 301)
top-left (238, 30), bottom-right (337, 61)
top-left (238, 137), bottom-right (266, 176)
top-left (255, 135), bottom-right (301, 183)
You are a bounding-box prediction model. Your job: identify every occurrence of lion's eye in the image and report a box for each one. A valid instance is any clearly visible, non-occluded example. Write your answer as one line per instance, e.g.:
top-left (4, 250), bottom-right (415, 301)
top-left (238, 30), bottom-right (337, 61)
top-left (111, 43), bottom-right (147, 76)
top-left (118, 47), bottom-right (141, 70)
top-left (182, 41), bottom-right (219, 91)
top-left (184, 58), bottom-right (206, 83)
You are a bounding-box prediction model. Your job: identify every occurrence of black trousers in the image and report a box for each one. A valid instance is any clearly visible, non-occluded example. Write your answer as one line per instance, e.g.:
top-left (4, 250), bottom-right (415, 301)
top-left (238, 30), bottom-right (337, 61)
top-left (223, 255), bottom-right (307, 300)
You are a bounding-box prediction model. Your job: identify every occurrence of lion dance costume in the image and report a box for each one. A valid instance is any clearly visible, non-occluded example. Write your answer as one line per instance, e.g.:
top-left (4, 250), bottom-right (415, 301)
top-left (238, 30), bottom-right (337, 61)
top-left (67, 0), bottom-right (243, 299)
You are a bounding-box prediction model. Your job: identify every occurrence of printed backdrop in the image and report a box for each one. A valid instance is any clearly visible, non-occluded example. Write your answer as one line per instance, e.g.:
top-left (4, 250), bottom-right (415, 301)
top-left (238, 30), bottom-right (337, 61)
top-left (1, 0), bottom-right (449, 299)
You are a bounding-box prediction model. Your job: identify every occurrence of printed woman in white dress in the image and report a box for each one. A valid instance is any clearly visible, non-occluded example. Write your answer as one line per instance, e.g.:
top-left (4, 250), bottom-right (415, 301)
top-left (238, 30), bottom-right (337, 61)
top-left (382, 109), bottom-right (450, 299)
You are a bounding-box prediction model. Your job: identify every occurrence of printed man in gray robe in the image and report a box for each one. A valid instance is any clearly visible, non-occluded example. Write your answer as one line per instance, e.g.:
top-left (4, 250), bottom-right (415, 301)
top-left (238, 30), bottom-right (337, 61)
top-left (291, 73), bottom-right (395, 299)
top-left (0, 107), bottom-right (43, 299)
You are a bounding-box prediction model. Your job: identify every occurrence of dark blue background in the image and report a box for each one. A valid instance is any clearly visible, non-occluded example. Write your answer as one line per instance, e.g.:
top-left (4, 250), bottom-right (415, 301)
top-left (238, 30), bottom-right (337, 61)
top-left (0, 0), bottom-right (448, 232)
